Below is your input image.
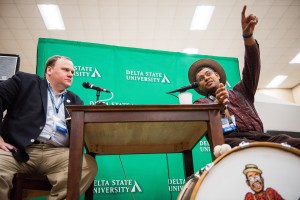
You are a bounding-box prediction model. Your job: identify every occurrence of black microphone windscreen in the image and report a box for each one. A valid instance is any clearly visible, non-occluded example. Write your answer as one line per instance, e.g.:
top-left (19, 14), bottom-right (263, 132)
top-left (191, 82), bottom-right (199, 88)
top-left (82, 82), bottom-right (90, 88)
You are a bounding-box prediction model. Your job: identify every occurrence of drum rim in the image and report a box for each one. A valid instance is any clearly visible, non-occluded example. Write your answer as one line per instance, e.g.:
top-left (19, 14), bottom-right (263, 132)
top-left (190, 141), bottom-right (300, 200)
top-left (177, 175), bottom-right (200, 200)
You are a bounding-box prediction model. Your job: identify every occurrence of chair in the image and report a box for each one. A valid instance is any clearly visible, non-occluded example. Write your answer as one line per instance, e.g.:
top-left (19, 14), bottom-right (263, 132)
top-left (11, 173), bottom-right (94, 200)
top-left (11, 173), bottom-right (52, 200)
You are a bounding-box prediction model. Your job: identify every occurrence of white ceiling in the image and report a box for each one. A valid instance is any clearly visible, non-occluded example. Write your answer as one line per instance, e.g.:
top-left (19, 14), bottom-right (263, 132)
top-left (0, 0), bottom-right (300, 89)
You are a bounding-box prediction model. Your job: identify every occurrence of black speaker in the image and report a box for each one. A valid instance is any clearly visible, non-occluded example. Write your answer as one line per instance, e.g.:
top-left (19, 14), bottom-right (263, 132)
top-left (0, 54), bottom-right (20, 82)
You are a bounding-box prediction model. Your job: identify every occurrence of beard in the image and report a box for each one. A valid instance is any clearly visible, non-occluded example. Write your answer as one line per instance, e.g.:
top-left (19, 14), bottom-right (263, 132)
top-left (201, 84), bottom-right (218, 96)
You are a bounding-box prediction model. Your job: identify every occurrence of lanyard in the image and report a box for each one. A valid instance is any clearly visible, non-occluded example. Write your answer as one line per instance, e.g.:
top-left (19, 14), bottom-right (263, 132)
top-left (47, 86), bottom-right (65, 114)
top-left (208, 93), bottom-right (231, 117)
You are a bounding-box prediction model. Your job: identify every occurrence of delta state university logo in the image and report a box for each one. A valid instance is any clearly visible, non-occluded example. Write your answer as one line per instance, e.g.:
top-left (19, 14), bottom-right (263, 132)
top-left (93, 179), bottom-right (142, 194)
top-left (73, 66), bottom-right (101, 78)
top-left (125, 70), bottom-right (170, 84)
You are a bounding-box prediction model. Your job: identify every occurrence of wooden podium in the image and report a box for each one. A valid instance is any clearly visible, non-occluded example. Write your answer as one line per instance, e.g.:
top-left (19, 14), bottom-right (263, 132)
top-left (66, 104), bottom-right (224, 199)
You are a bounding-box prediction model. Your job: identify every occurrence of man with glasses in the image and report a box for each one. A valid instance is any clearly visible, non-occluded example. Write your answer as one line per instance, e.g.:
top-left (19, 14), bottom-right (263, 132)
top-left (187, 5), bottom-right (300, 152)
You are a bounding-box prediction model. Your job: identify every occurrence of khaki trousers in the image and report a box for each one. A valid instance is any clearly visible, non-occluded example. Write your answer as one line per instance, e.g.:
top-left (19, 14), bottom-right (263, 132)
top-left (0, 144), bottom-right (98, 200)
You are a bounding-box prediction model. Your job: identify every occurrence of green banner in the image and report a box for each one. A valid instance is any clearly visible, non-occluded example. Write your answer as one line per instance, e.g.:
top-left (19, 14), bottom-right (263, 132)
top-left (34, 38), bottom-right (240, 200)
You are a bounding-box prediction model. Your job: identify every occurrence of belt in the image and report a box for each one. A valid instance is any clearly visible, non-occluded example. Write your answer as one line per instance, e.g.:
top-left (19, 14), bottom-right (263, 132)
top-left (33, 140), bottom-right (47, 144)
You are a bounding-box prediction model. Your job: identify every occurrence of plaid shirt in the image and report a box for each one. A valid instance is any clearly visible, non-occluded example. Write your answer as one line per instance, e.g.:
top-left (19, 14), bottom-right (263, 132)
top-left (194, 41), bottom-right (264, 132)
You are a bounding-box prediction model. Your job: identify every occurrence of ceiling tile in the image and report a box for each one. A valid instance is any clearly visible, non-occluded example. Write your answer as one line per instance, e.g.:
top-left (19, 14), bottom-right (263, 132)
top-left (119, 5), bottom-right (138, 18)
top-left (138, 5), bottom-right (157, 18)
top-left (0, 3), bottom-right (21, 17)
top-left (17, 4), bottom-right (40, 17)
top-left (0, 30), bottom-right (14, 39)
top-left (82, 18), bottom-right (100, 30)
top-left (101, 18), bottom-right (119, 30)
top-left (23, 18), bottom-right (45, 29)
top-left (266, 5), bottom-right (288, 18)
top-left (11, 29), bottom-right (32, 40)
top-left (17, 39), bottom-right (36, 50)
top-left (0, 39), bottom-right (20, 49)
top-left (4, 18), bottom-right (27, 29)
top-left (60, 5), bottom-right (81, 18)
top-left (79, 5), bottom-right (100, 18)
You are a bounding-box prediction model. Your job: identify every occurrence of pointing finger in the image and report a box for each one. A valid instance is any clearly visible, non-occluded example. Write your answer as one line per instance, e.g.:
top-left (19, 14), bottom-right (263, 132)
top-left (241, 5), bottom-right (247, 21)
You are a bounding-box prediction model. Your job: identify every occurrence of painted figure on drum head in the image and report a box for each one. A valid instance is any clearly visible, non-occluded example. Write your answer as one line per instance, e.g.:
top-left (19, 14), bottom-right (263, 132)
top-left (243, 164), bottom-right (283, 200)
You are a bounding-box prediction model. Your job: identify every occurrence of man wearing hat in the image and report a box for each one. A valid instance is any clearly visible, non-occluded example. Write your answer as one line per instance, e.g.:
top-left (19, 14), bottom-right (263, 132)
top-left (243, 164), bottom-right (283, 200)
top-left (188, 5), bottom-right (300, 150)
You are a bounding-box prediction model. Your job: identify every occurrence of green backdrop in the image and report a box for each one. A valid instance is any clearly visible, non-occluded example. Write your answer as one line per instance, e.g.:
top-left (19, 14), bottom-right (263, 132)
top-left (33, 38), bottom-right (240, 200)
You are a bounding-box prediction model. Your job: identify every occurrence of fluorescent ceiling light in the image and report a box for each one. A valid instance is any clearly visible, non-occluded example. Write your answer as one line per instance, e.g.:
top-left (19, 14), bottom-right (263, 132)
top-left (183, 48), bottom-right (199, 54)
top-left (190, 6), bottom-right (215, 30)
top-left (289, 52), bottom-right (300, 64)
top-left (38, 4), bottom-right (65, 30)
top-left (266, 75), bottom-right (288, 88)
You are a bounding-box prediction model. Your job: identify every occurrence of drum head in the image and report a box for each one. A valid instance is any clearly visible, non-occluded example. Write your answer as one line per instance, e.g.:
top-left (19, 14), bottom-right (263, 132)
top-left (191, 142), bottom-right (300, 200)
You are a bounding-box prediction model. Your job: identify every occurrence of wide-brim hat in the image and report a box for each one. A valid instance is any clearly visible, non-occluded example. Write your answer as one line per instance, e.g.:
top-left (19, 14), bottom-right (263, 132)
top-left (188, 58), bottom-right (226, 95)
top-left (243, 164), bottom-right (262, 175)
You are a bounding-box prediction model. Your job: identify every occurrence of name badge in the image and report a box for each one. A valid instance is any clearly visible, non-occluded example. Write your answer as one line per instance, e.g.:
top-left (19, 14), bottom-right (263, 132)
top-left (53, 115), bottom-right (68, 135)
top-left (221, 115), bottom-right (237, 134)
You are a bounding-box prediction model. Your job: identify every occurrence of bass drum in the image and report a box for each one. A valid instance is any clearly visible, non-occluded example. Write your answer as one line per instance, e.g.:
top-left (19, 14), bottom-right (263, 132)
top-left (190, 142), bottom-right (300, 200)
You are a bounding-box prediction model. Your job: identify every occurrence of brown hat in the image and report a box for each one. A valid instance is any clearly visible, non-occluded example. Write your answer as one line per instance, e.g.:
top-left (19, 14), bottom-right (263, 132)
top-left (243, 164), bottom-right (262, 175)
top-left (188, 58), bottom-right (226, 95)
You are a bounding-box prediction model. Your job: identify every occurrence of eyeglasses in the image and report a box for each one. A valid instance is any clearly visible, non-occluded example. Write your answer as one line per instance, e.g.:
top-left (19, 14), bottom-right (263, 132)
top-left (196, 70), bottom-right (214, 82)
top-left (248, 175), bottom-right (261, 183)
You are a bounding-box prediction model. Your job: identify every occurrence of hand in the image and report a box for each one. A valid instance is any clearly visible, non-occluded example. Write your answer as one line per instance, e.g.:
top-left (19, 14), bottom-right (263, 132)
top-left (215, 83), bottom-right (229, 105)
top-left (241, 5), bottom-right (258, 37)
top-left (0, 136), bottom-right (17, 152)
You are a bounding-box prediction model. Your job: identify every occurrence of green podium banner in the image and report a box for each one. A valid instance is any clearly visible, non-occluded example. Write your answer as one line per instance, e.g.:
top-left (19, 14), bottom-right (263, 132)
top-left (34, 38), bottom-right (240, 200)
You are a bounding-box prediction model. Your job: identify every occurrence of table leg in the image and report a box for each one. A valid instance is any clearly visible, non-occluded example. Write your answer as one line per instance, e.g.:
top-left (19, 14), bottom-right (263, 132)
top-left (66, 111), bottom-right (85, 200)
top-left (183, 150), bottom-right (194, 177)
top-left (207, 109), bottom-right (224, 159)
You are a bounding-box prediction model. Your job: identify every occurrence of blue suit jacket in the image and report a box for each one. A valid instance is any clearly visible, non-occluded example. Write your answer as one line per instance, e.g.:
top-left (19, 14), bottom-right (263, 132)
top-left (0, 71), bottom-right (83, 161)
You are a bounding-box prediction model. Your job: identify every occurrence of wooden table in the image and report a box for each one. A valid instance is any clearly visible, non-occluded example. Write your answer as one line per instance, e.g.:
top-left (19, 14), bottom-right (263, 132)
top-left (66, 104), bottom-right (224, 199)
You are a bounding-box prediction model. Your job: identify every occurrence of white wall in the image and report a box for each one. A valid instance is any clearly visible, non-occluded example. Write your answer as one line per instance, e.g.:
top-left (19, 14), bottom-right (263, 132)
top-left (292, 84), bottom-right (300, 104)
top-left (254, 92), bottom-right (300, 133)
top-left (257, 89), bottom-right (295, 104)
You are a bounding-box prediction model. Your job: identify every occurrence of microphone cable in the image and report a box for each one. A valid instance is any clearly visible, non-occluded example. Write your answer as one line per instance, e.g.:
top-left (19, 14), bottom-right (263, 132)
top-left (165, 153), bottom-right (173, 200)
top-left (168, 93), bottom-right (179, 100)
top-left (95, 91), bottom-right (114, 104)
top-left (118, 155), bottom-right (135, 200)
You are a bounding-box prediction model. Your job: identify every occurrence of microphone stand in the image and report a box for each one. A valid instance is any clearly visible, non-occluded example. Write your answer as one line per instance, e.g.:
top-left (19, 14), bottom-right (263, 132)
top-left (95, 90), bottom-right (106, 105)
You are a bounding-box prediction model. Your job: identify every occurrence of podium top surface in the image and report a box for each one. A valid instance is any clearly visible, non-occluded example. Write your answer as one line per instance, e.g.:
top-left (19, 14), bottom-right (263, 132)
top-left (66, 104), bottom-right (223, 112)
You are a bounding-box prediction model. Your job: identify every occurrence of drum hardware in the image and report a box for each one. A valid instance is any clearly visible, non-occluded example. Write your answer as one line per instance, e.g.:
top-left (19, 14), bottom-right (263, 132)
top-left (239, 141), bottom-right (250, 148)
top-left (281, 142), bottom-right (291, 148)
top-left (199, 163), bottom-right (214, 175)
top-left (185, 172), bottom-right (200, 182)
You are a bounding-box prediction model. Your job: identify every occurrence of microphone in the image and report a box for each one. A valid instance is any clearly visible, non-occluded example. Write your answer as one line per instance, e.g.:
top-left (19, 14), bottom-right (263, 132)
top-left (82, 82), bottom-right (111, 93)
top-left (167, 82), bottom-right (199, 94)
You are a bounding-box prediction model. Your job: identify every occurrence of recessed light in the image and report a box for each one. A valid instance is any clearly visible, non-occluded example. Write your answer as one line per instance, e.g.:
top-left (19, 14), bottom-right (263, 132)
top-left (38, 4), bottom-right (65, 30)
top-left (289, 52), bottom-right (300, 64)
top-left (266, 75), bottom-right (288, 88)
top-left (190, 6), bottom-right (215, 30)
